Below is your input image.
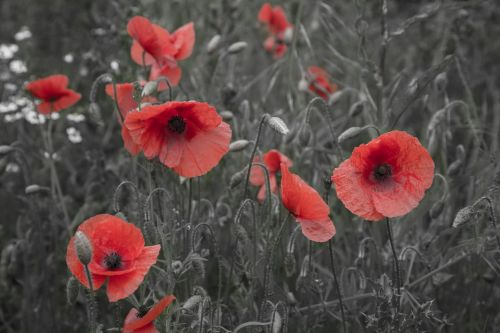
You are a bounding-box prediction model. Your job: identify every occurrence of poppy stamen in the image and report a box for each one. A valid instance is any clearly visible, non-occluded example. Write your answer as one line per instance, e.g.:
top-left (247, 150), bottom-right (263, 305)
top-left (104, 251), bottom-right (123, 270)
top-left (168, 116), bottom-right (186, 134)
top-left (374, 164), bottom-right (392, 181)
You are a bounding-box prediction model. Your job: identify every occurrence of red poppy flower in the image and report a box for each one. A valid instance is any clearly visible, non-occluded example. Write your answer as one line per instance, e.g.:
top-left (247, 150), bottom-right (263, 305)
top-left (26, 74), bottom-right (81, 114)
top-left (258, 3), bottom-right (292, 58)
top-left (105, 82), bottom-right (157, 155)
top-left (124, 101), bottom-right (231, 178)
top-left (66, 214), bottom-right (161, 302)
top-left (128, 16), bottom-right (195, 87)
top-left (280, 164), bottom-right (336, 242)
top-left (123, 295), bottom-right (176, 333)
top-left (332, 131), bottom-right (435, 221)
top-left (250, 149), bottom-right (293, 202)
top-left (306, 66), bottom-right (338, 100)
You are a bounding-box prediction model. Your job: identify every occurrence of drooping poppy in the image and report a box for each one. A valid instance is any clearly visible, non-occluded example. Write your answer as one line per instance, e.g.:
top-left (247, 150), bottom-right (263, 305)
top-left (306, 66), bottom-right (338, 100)
top-left (26, 74), bottom-right (81, 114)
top-left (127, 16), bottom-right (195, 87)
top-left (250, 149), bottom-right (293, 202)
top-left (258, 3), bottom-right (292, 58)
top-left (105, 82), bottom-right (157, 155)
top-left (332, 131), bottom-right (435, 221)
top-left (122, 295), bottom-right (176, 333)
top-left (280, 163), bottom-right (336, 242)
top-left (124, 101), bottom-right (232, 178)
top-left (66, 214), bottom-right (161, 302)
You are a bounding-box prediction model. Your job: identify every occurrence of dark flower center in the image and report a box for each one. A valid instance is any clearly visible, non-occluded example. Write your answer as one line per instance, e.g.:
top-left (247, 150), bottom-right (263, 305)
top-left (136, 305), bottom-right (149, 318)
top-left (103, 252), bottom-right (122, 270)
top-left (374, 164), bottom-right (392, 181)
top-left (168, 116), bottom-right (186, 134)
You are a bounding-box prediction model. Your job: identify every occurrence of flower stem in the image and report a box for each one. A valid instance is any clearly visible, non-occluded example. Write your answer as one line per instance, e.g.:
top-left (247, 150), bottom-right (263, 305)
top-left (83, 264), bottom-right (97, 333)
top-left (328, 240), bottom-right (347, 333)
top-left (243, 114), bottom-right (269, 198)
top-left (385, 218), bottom-right (401, 311)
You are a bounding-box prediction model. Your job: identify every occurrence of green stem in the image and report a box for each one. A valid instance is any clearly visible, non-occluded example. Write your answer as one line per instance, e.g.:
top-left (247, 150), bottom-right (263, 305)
top-left (385, 218), bottom-right (401, 312)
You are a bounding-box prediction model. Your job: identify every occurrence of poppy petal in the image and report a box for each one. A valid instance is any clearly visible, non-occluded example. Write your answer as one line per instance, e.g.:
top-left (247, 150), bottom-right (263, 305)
top-left (281, 164), bottom-right (330, 221)
top-left (160, 134), bottom-right (182, 168)
top-left (257, 173), bottom-right (277, 203)
top-left (150, 64), bottom-right (182, 88)
top-left (131, 41), bottom-right (157, 66)
top-left (26, 74), bottom-right (69, 100)
top-left (106, 245), bottom-right (161, 302)
top-left (105, 83), bottom-right (137, 118)
top-left (332, 159), bottom-right (384, 221)
top-left (122, 125), bottom-right (141, 155)
top-left (250, 156), bottom-right (265, 187)
top-left (172, 22), bottom-right (195, 60)
top-left (123, 295), bottom-right (176, 331)
top-left (127, 16), bottom-right (165, 63)
top-left (297, 217), bottom-right (336, 243)
top-left (171, 121), bottom-right (231, 178)
top-left (51, 90), bottom-right (81, 112)
top-left (258, 3), bottom-right (272, 24)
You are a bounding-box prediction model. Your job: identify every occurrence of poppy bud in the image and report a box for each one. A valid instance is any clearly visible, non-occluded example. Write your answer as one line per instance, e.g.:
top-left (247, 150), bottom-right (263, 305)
top-left (434, 72), bottom-right (447, 92)
top-left (328, 90), bottom-right (344, 105)
top-left (74, 231), bottom-right (93, 265)
top-left (427, 132), bottom-right (439, 156)
top-left (430, 200), bottom-right (445, 219)
top-left (183, 295), bottom-right (203, 310)
top-left (144, 221), bottom-right (158, 245)
top-left (230, 167), bottom-right (248, 189)
top-left (298, 79), bottom-right (308, 92)
top-left (452, 206), bottom-right (476, 228)
top-left (206, 34), bottom-right (221, 53)
top-left (0, 145), bottom-right (14, 156)
top-left (282, 27), bottom-right (294, 44)
top-left (348, 101), bottom-right (364, 118)
top-left (338, 127), bottom-right (363, 145)
top-left (172, 260), bottom-right (183, 275)
top-left (227, 41), bottom-right (248, 54)
top-left (298, 124), bottom-right (312, 146)
top-left (141, 81), bottom-right (158, 97)
top-left (267, 116), bottom-right (290, 135)
top-left (25, 184), bottom-right (49, 195)
top-left (220, 110), bottom-right (234, 121)
top-left (66, 276), bottom-right (80, 305)
top-left (456, 144), bottom-right (466, 162)
top-left (446, 159), bottom-right (463, 177)
top-left (271, 309), bottom-right (282, 333)
top-left (229, 140), bottom-right (251, 152)
top-left (286, 291), bottom-right (298, 305)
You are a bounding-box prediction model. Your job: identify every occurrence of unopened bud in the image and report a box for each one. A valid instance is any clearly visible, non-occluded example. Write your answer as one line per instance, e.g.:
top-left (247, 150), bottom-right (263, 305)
top-left (74, 231), bottom-right (93, 265)
top-left (267, 116), bottom-right (289, 135)
top-left (25, 184), bottom-right (49, 195)
top-left (220, 110), bottom-right (234, 121)
top-left (298, 124), bottom-right (312, 146)
top-left (298, 79), bottom-right (309, 92)
top-left (172, 260), bottom-right (183, 275)
top-left (348, 101), bottom-right (364, 118)
top-left (430, 200), bottom-right (445, 219)
top-left (183, 295), bottom-right (203, 310)
top-left (206, 35), bottom-right (221, 53)
top-left (456, 144), bottom-right (465, 162)
top-left (447, 159), bottom-right (463, 177)
top-left (328, 90), bottom-right (344, 105)
top-left (229, 140), bottom-right (251, 152)
top-left (0, 145), bottom-right (14, 156)
top-left (66, 276), bottom-right (80, 305)
top-left (141, 81), bottom-right (158, 97)
top-left (452, 206), bottom-right (475, 228)
top-left (434, 72), bottom-right (448, 92)
top-left (283, 27), bottom-right (294, 44)
top-left (338, 127), bottom-right (363, 145)
top-left (227, 41), bottom-right (248, 54)
top-left (230, 167), bottom-right (248, 189)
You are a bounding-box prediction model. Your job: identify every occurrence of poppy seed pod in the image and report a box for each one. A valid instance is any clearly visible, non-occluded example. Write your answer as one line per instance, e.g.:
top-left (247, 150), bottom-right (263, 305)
top-left (267, 116), bottom-right (289, 135)
top-left (74, 231), bottom-right (93, 266)
top-left (206, 34), bottom-right (221, 53)
top-left (452, 206), bottom-right (476, 228)
top-left (229, 140), bottom-right (251, 152)
top-left (227, 41), bottom-right (248, 54)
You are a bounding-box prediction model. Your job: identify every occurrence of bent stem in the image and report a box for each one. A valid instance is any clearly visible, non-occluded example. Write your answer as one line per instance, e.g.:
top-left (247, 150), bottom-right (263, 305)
top-left (385, 218), bottom-right (401, 312)
top-left (243, 114), bottom-right (269, 198)
top-left (83, 264), bottom-right (97, 333)
top-left (328, 240), bottom-right (347, 333)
